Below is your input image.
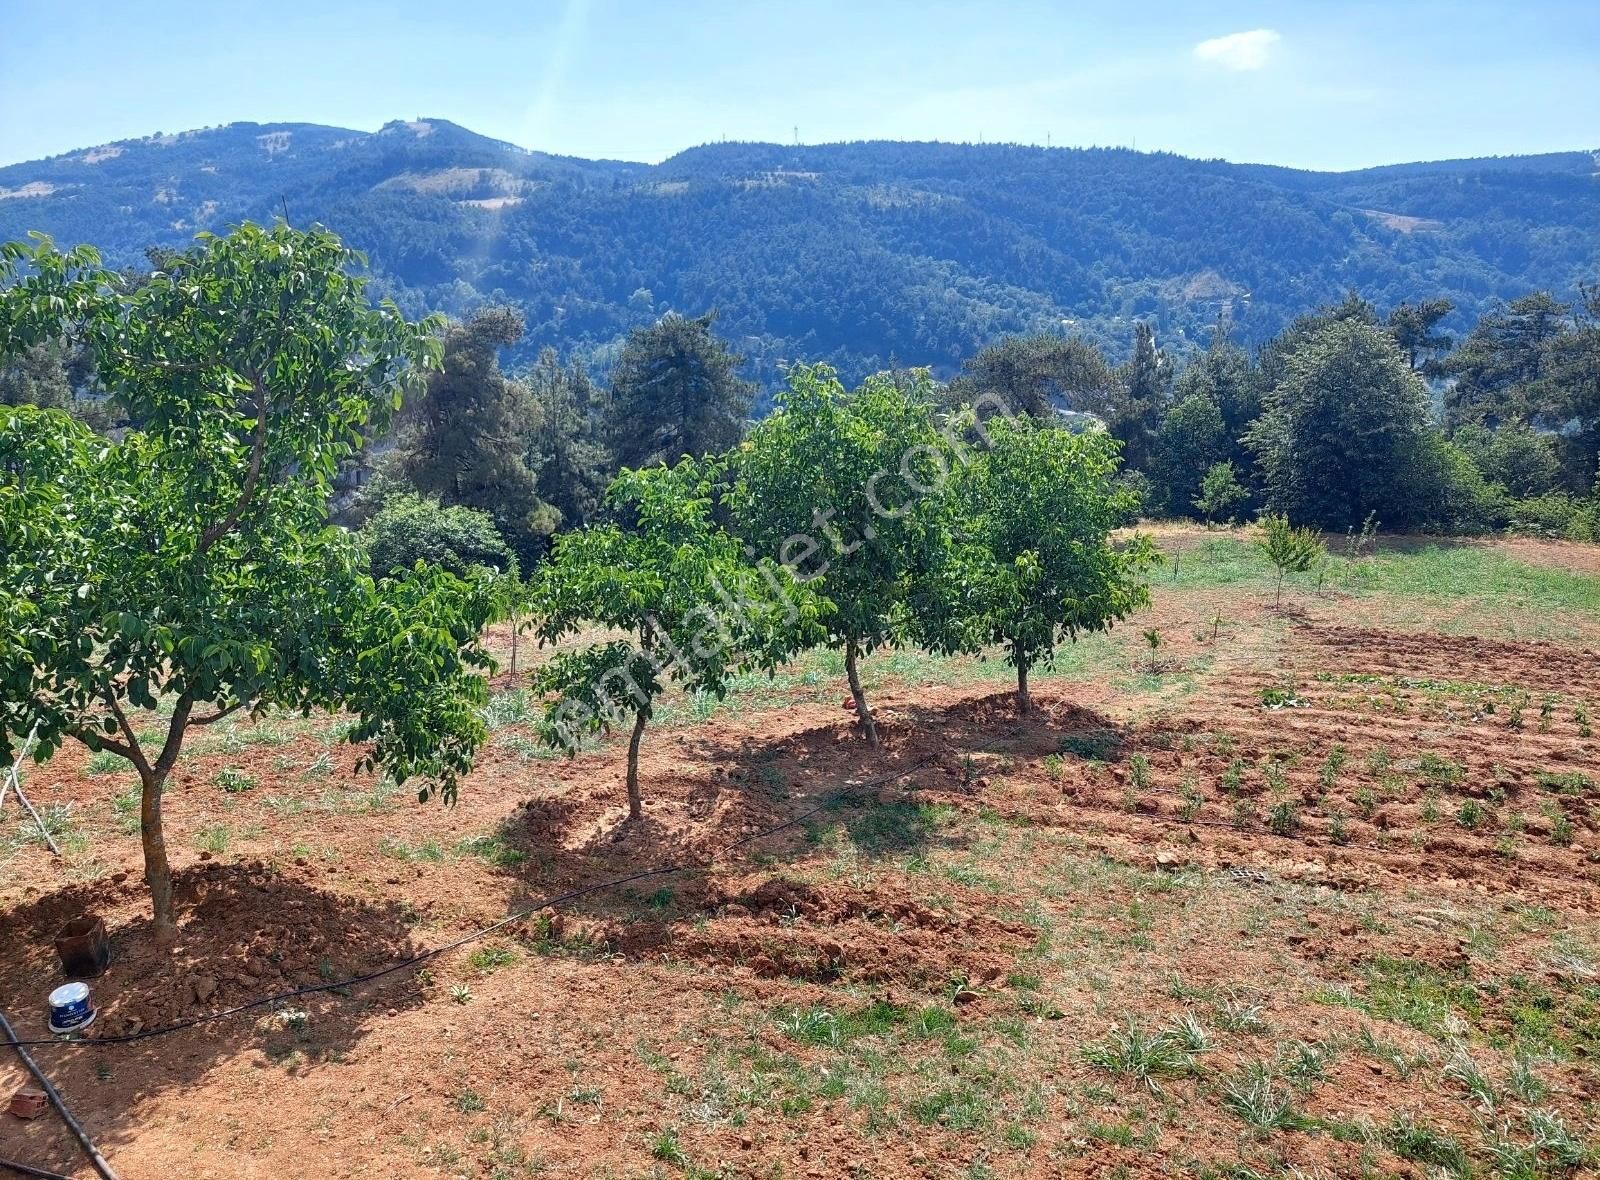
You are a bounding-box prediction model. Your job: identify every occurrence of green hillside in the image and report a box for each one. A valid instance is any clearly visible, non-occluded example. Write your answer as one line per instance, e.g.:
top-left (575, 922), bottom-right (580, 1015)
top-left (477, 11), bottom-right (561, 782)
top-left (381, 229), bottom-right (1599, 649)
top-left (2, 118), bottom-right (1594, 388)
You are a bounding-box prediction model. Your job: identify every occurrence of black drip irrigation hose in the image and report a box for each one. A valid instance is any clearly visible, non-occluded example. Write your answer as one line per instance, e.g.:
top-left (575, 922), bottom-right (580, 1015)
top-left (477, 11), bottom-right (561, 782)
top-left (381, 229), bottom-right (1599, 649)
top-left (0, 1010), bottom-right (120, 1180)
top-left (6, 761), bottom-right (926, 1052)
top-left (0, 1158), bottom-right (76, 1180)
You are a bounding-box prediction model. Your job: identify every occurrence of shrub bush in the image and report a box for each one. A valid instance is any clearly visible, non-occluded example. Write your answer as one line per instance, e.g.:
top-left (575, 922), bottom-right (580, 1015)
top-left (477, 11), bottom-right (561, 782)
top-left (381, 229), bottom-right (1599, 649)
top-left (1416, 436), bottom-right (1506, 534)
top-left (1506, 492), bottom-right (1599, 542)
top-left (361, 491), bottom-right (513, 578)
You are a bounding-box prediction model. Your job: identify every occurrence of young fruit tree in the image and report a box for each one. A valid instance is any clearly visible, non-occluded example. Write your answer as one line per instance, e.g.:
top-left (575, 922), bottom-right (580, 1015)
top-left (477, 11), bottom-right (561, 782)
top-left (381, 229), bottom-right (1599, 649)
top-left (732, 364), bottom-right (954, 747)
top-left (531, 458), bottom-right (818, 819)
top-left (0, 225), bottom-right (497, 942)
top-left (942, 415), bottom-right (1153, 713)
top-left (1255, 513), bottom-right (1326, 607)
top-left (1142, 628), bottom-right (1162, 674)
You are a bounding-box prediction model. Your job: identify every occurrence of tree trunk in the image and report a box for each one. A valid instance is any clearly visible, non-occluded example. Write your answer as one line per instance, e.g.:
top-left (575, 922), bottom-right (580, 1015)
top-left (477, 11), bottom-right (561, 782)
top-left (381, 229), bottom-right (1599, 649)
top-left (139, 769), bottom-right (176, 945)
top-left (509, 612), bottom-right (519, 677)
top-left (1014, 644), bottom-right (1033, 715)
top-left (1275, 570), bottom-right (1285, 608)
top-left (624, 705), bottom-right (647, 820)
top-left (844, 643), bottom-right (880, 749)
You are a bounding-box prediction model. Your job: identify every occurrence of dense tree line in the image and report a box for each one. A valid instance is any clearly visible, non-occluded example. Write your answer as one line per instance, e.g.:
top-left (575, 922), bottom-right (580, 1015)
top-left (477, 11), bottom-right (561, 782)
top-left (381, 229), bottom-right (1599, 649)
top-left (10, 264), bottom-right (1598, 567)
top-left (937, 290), bottom-right (1599, 540)
top-left (349, 309), bottom-right (754, 573)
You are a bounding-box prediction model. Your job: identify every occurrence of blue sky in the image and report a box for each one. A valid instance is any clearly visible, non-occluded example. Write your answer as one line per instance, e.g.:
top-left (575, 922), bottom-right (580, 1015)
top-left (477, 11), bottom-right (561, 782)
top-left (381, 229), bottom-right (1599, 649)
top-left (2, 0), bottom-right (1596, 169)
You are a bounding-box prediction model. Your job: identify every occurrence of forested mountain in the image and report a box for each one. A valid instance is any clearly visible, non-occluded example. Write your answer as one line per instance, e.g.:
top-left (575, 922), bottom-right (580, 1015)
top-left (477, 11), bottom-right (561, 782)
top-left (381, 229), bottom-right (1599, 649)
top-left (2, 118), bottom-right (1594, 394)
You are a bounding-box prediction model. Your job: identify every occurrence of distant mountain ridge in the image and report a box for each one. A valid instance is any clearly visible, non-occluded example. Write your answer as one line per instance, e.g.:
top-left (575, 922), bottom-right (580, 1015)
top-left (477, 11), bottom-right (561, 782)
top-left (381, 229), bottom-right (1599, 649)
top-left (2, 118), bottom-right (1595, 390)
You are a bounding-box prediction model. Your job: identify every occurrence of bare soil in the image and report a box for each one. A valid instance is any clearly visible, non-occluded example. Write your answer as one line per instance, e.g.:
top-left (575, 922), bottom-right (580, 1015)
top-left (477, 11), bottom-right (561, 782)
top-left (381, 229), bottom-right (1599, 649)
top-left (3, 531), bottom-right (1599, 1179)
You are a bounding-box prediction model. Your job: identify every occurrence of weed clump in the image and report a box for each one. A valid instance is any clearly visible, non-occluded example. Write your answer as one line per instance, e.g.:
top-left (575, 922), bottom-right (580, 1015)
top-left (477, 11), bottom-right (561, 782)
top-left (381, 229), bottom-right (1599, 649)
top-left (1081, 1020), bottom-right (1194, 1093)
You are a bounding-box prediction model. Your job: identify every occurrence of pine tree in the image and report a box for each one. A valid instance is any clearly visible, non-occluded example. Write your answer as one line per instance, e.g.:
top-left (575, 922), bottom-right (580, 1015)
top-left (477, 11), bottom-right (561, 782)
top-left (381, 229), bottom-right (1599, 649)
top-left (0, 340), bottom-right (72, 410)
top-left (604, 313), bottom-right (753, 469)
top-left (0, 340), bottom-right (115, 430)
top-left (1174, 326), bottom-right (1261, 449)
top-left (396, 307), bottom-right (557, 563)
top-left (945, 333), bottom-right (1118, 420)
top-left (1386, 298), bottom-right (1454, 373)
top-left (1257, 293), bottom-right (1378, 393)
top-left (526, 346), bottom-right (610, 530)
top-left (1547, 284), bottom-right (1600, 488)
top-left (1111, 322), bottom-right (1172, 472)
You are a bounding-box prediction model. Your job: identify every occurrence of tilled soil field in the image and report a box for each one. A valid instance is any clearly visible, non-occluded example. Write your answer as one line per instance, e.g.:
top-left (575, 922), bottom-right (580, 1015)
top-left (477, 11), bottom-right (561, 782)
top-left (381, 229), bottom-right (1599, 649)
top-left (2, 532), bottom-right (1599, 1179)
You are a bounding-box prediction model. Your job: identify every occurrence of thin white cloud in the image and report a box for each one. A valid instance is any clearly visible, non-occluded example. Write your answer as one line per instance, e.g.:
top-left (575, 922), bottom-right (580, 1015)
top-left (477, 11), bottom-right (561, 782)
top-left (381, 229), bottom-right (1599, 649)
top-left (1193, 29), bottom-right (1281, 72)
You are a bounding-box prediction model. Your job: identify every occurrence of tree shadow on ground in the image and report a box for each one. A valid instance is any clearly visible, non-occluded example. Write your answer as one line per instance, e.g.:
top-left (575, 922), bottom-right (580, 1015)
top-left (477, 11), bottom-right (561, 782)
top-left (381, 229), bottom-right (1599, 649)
top-left (1364, 532), bottom-right (1516, 557)
top-left (1, 691), bottom-right (1124, 1174)
top-left (892, 690), bottom-right (1132, 763)
top-left (485, 690), bottom-right (1130, 969)
top-left (0, 863), bottom-right (427, 1176)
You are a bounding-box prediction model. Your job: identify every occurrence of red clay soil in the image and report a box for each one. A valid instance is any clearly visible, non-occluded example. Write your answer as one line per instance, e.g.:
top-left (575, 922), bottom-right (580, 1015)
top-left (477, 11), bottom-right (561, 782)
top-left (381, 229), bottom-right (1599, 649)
top-left (3, 588), bottom-right (1599, 1178)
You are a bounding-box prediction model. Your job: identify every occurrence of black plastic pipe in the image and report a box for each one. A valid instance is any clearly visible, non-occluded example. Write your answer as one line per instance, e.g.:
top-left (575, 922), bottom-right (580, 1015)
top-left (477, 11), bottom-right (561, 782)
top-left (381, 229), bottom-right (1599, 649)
top-left (0, 1009), bottom-right (118, 1180)
top-left (0, 1156), bottom-right (77, 1179)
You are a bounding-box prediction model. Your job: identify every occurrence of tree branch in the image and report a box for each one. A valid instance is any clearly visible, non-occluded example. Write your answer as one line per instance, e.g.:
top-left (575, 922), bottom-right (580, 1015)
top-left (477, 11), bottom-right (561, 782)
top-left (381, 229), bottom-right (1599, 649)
top-left (153, 695), bottom-right (194, 779)
top-left (190, 701), bottom-right (246, 727)
top-left (197, 373), bottom-right (268, 555)
top-left (101, 690), bottom-right (152, 777)
top-left (64, 726), bottom-right (137, 764)
top-left (19, 691), bottom-right (134, 765)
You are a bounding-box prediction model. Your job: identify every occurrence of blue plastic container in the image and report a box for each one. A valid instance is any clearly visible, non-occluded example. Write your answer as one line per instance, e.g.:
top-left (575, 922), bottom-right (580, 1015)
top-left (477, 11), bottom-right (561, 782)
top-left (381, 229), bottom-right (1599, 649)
top-left (47, 982), bottom-right (94, 1034)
